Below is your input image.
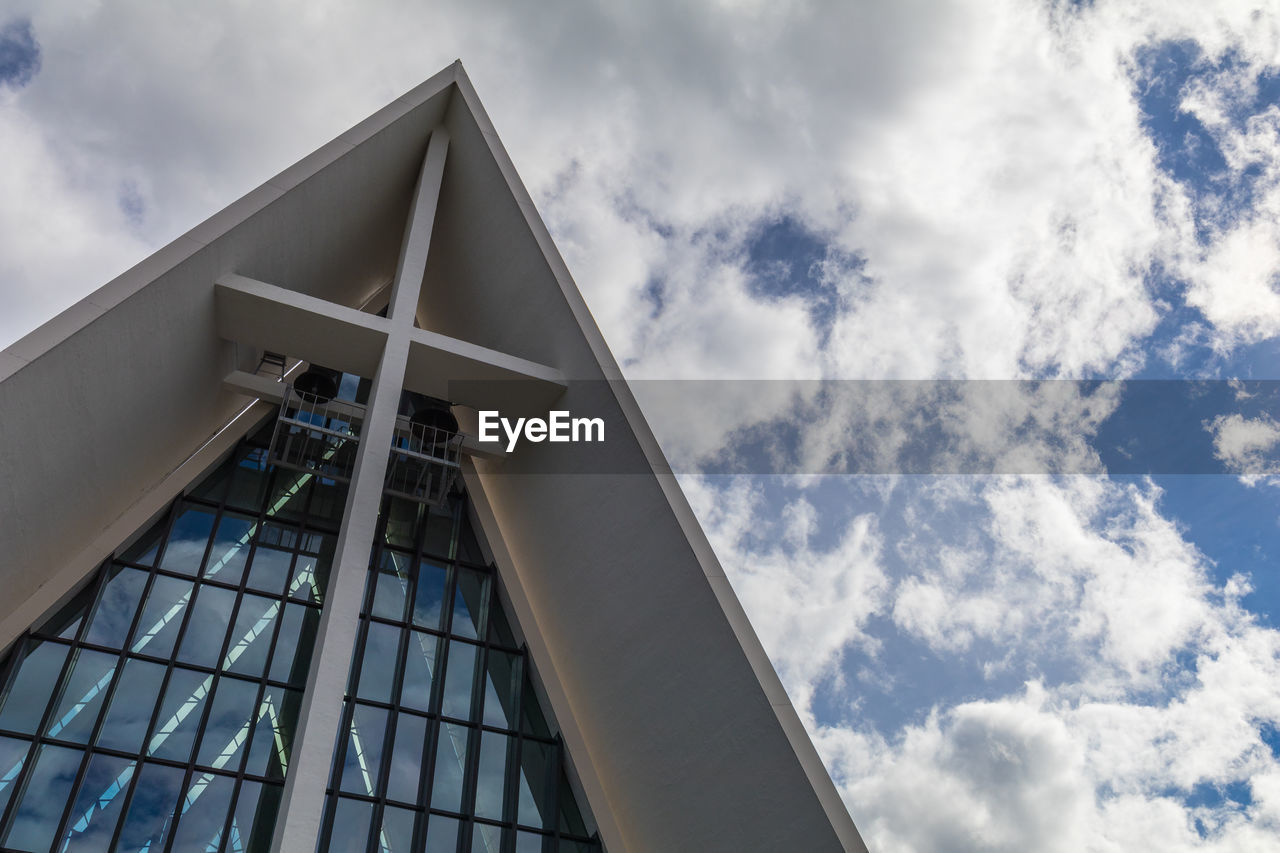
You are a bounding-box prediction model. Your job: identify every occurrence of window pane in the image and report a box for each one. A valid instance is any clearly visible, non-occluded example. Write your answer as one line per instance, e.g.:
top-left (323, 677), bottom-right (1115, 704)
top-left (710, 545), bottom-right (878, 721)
top-left (120, 516), bottom-right (165, 567)
top-left (373, 551), bottom-right (412, 622)
top-left (557, 771), bottom-right (588, 836)
top-left (177, 584), bottom-right (238, 668)
top-left (482, 649), bottom-right (521, 730)
top-left (224, 594), bottom-right (280, 678)
top-left (0, 735), bottom-right (29, 817)
top-left (169, 771), bottom-right (235, 852)
top-left (160, 504), bottom-right (216, 575)
top-left (268, 603), bottom-right (318, 686)
top-left (2, 743), bottom-right (83, 852)
top-left (385, 712), bottom-right (427, 805)
top-left (520, 669), bottom-right (552, 739)
top-left (246, 545), bottom-right (293, 596)
top-left (412, 562), bottom-right (448, 630)
top-left (475, 731), bottom-right (512, 821)
top-left (96, 658), bottom-right (165, 753)
top-left (147, 666), bottom-right (212, 762)
top-left (58, 751), bottom-right (134, 852)
top-left (383, 497), bottom-right (422, 549)
top-left (399, 631), bottom-right (439, 713)
top-left (441, 641), bottom-right (478, 721)
top-left (227, 448), bottom-right (271, 512)
top-left (421, 508), bottom-right (454, 559)
top-left (326, 796), bottom-right (373, 852)
top-left (449, 567), bottom-right (488, 639)
top-left (288, 554), bottom-right (327, 604)
top-left (516, 831), bottom-right (546, 853)
top-left (456, 512), bottom-right (484, 564)
top-left (246, 686), bottom-right (301, 780)
top-left (472, 823), bottom-right (507, 853)
top-left (379, 804), bottom-right (416, 853)
top-left (340, 703), bottom-right (388, 796)
top-left (115, 762), bottom-right (185, 852)
top-left (36, 585), bottom-right (91, 642)
top-left (84, 565), bottom-right (148, 649)
top-left (518, 740), bottom-right (555, 830)
top-left (0, 639), bottom-right (69, 735)
top-left (203, 512), bottom-right (256, 584)
top-left (45, 648), bottom-right (117, 743)
top-left (229, 780), bottom-right (281, 853)
top-left (424, 814), bottom-right (461, 853)
top-left (356, 622), bottom-right (402, 703)
top-left (130, 575), bottom-right (193, 658)
top-left (429, 722), bottom-right (470, 812)
top-left (197, 677), bottom-right (260, 772)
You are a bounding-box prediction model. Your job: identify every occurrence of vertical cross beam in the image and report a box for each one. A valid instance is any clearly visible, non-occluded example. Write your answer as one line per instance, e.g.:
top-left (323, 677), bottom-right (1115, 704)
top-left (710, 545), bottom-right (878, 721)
top-left (272, 128), bottom-right (449, 853)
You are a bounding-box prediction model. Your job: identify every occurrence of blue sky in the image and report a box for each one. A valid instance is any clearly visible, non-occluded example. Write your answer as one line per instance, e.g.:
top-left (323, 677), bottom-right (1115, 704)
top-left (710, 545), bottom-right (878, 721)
top-left (2, 1), bottom-right (1280, 851)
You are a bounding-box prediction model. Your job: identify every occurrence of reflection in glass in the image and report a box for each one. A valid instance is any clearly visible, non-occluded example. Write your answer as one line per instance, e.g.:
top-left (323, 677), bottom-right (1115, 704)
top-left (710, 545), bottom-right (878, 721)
top-left (424, 814), bottom-right (461, 853)
top-left (0, 639), bottom-right (68, 735)
top-left (327, 796), bottom-right (373, 851)
top-left (475, 731), bottom-right (512, 820)
top-left (203, 512), bottom-right (256, 584)
top-left (288, 555), bottom-right (327, 605)
top-left (160, 504), bottom-right (216, 575)
top-left (269, 604), bottom-right (318, 685)
top-left (177, 584), bottom-right (237, 668)
top-left (45, 648), bottom-right (116, 744)
top-left (245, 686), bottom-right (300, 780)
top-left (2, 743), bottom-right (82, 851)
top-left (96, 658), bottom-right (165, 754)
top-left (450, 567), bottom-right (488, 639)
top-left (0, 735), bottom-right (28, 817)
top-left (430, 722), bottom-right (470, 812)
top-left (169, 771), bottom-right (235, 851)
top-left (115, 762), bottom-right (184, 852)
top-left (148, 666), bottom-right (212, 762)
top-left (383, 497), bottom-right (422, 549)
top-left (340, 703), bottom-right (387, 796)
top-left (412, 562), bottom-right (448, 630)
top-left (400, 631), bottom-right (439, 713)
top-left (357, 622), bottom-right (401, 703)
top-left (224, 593), bottom-right (279, 678)
top-left (246, 545), bottom-right (293, 596)
top-left (473, 823), bottom-right (507, 853)
top-left (386, 713), bottom-right (427, 804)
top-left (380, 804), bottom-right (416, 853)
top-left (58, 751), bottom-right (133, 852)
top-left (373, 551), bottom-right (412, 621)
top-left (196, 677), bottom-right (259, 771)
top-left (516, 830), bottom-right (544, 853)
top-left (84, 565), bottom-right (147, 649)
top-left (230, 780), bottom-right (282, 853)
top-left (441, 640), bottom-right (478, 721)
top-left (130, 575), bottom-right (192, 658)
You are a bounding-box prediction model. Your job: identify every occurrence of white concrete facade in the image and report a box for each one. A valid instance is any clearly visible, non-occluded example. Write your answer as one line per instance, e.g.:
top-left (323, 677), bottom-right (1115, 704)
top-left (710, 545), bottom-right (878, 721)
top-left (0, 63), bottom-right (867, 852)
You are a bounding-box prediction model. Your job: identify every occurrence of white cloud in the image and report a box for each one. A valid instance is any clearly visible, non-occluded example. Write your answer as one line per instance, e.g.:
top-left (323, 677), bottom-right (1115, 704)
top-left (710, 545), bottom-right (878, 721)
top-left (1208, 413), bottom-right (1280, 485)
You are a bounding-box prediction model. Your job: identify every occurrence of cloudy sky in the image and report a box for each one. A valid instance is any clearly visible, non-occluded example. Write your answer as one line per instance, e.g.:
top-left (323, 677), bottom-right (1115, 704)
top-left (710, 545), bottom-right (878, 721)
top-left (3, 1), bottom-right (1280, 850)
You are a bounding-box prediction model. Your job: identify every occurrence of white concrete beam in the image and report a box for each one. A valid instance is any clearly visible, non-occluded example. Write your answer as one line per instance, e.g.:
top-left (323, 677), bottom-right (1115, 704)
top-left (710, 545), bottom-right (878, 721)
top-left (405, 326), bottom-right (566, 414)
top-left (214, 273), bottom-right (389, 377)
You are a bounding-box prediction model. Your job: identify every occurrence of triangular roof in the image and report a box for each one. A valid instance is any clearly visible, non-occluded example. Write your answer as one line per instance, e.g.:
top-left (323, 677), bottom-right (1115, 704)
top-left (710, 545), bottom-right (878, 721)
top-left (0, 62), bottom-right (865, 852)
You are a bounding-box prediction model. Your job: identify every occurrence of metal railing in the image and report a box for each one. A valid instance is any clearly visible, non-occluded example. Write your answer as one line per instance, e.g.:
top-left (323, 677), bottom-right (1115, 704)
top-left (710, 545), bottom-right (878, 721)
top-left (266, 386), bottom-right (365, 482)
top-left (384, 417), bottom-right (463, 506)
